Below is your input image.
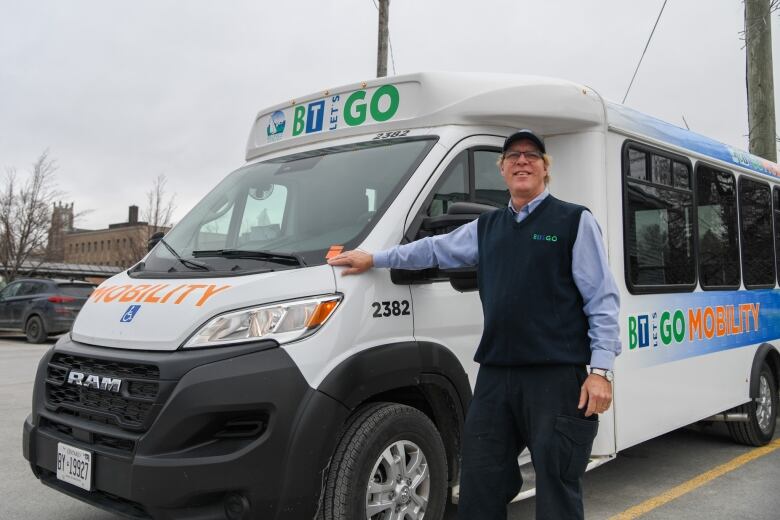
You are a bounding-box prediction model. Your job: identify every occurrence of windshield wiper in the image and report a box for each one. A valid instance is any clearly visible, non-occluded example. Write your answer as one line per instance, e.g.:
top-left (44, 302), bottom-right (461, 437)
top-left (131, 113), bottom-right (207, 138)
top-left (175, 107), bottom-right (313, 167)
top-left (159, 239), bottom-right (211, 271)
top-left (191, 249), bottom-right (305, 267)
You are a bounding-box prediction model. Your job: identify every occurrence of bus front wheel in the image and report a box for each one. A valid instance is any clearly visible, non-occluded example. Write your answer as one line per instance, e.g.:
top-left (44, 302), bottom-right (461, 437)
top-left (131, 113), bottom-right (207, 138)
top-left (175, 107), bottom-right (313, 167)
top-left (318, 402), bottom-right (448, 520)
top-left (727, 363), bottom-right (777, 446)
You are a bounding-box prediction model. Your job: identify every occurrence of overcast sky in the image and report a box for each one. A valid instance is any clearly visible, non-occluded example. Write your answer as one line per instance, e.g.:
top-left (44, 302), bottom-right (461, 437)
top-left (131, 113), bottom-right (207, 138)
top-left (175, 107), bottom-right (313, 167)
top-left (1, 0), bottom-right (778, 229)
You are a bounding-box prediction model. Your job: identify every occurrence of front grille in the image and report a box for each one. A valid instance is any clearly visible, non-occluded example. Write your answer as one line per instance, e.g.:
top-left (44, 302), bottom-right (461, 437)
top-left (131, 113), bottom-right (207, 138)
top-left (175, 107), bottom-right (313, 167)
top-left (50, 353), bottom-right (160, 379)
top-left (94, 433), bottom-right (135, 452)
top-left (46, 353), bottom-right (161, 431)
top-left (39, 417), bottom-right (136, 453)
top-left (127, 381), bottom-right (158, 399)
top-left (46, 385), bottom-right (153, 427)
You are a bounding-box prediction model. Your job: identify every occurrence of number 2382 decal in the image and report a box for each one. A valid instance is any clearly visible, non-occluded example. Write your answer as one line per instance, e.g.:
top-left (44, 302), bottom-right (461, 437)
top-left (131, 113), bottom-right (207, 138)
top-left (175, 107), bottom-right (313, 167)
top-left (373, 130), bottom-right (410, 140)
top-left (371, 300), bottom-right (411, 318)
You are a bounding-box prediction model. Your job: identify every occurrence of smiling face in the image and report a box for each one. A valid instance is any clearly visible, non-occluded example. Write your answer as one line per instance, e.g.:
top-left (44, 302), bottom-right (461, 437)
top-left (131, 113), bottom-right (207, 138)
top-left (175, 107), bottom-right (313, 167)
top-left (499, 138), bottom-right (548, 202)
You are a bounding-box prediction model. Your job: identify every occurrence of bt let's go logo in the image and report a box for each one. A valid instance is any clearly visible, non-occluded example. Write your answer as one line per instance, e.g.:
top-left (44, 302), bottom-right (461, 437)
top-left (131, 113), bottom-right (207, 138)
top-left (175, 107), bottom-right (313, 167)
top-left (291, 84), bottom-right (400, 136)
top-left (628, 313), bottom-right (654, 349)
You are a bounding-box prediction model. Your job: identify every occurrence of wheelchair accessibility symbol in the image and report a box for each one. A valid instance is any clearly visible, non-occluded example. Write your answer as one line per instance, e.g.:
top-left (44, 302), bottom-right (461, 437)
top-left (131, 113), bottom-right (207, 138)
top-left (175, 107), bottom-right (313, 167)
top-left (120, 305), bottom-right (141, 323)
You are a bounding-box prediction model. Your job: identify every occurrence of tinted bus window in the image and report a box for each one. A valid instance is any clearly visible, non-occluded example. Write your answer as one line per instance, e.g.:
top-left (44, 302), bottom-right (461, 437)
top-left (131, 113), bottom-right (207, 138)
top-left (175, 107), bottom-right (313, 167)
top-left (673, 162), bottom-right (690, 189)
top-left (624, 144), bottom-right (695, 292)
top-left (628, 149), bottom-right (647, 180)
top-left (651, 156), bottom-right (672, 186)
top-left (774, 187), bottom-right (780, 285)
top-left (696, 166), bottom-right (739, 289)
top-left (428, 152), bottom-right (468, 217)
top-left (739, 177), bottom-right (775, 288)
top-left (474, 150), bottom-right (508, 208)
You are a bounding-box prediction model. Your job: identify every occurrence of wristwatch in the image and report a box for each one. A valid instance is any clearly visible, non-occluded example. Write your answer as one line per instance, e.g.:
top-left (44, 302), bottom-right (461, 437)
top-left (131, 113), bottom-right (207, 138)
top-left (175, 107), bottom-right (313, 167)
top-left (590, 367), bottom-right (614, 382)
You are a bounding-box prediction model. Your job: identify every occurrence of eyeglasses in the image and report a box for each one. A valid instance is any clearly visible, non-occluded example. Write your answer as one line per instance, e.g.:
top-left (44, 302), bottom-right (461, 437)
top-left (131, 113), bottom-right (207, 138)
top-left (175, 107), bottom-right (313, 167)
top-left (504, 151), bottom-right (543, 162)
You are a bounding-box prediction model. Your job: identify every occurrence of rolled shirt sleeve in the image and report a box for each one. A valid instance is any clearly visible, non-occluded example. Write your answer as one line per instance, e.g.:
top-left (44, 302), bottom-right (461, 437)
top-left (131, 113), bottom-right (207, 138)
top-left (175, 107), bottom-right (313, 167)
top-left (572, 211), bottom-right (622, 370)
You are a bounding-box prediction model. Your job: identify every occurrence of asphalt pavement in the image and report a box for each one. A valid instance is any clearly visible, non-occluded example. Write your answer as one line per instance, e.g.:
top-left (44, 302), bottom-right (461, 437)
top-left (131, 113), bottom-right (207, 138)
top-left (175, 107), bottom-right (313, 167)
top-left (2, 335), bottom-right (779, 519)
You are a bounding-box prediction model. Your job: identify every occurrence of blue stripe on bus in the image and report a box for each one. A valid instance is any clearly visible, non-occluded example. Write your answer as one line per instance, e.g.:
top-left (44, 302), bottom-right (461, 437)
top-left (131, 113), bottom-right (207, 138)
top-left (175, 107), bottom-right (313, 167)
top-left (608, 103), bottom-right (780, 180)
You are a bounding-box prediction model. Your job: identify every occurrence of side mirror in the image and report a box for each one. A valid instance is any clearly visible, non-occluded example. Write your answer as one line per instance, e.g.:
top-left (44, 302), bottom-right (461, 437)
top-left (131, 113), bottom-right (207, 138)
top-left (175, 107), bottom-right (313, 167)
top-left (390, 265), bottom-right (479, 292)
top-left (443, 267), bottom-right (478, 293)
top-left (392, 202), bottom-right (493, 289)
top-left (390, 267), bottom-right (446, 285)
top-left (418, 201), bottom-right (495, 235)
top-left (148, 231), bottom-right (165, 252)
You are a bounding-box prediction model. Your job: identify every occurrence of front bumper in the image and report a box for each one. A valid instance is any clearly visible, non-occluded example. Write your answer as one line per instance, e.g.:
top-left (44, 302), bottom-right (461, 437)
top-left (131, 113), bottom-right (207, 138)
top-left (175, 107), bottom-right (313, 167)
top-left (23, 337), bottom-right (349, 520)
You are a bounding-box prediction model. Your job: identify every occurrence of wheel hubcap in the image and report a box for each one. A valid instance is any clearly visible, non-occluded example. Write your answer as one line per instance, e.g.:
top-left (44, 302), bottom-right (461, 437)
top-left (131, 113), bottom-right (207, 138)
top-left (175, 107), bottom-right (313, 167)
top-left (365, 440), bottom-right (430, 519)
top-left (756, 375), bottom-right (773, 433)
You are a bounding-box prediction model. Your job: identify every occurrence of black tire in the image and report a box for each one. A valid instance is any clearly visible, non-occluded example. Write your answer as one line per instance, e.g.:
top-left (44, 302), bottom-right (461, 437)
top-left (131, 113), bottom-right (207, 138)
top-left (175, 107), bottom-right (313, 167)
top-left (319, 402), bottom-right (448, 520)
top-left (727, 363), bottom-right (778, 446)
top-left (25, 315), bottom-right (47, 344)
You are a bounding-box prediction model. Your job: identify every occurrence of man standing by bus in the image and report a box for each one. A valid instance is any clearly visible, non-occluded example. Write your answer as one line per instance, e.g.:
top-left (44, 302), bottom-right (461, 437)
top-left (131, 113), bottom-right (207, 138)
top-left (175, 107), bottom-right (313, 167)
top-left (328, 129), bottom-right (621, 519)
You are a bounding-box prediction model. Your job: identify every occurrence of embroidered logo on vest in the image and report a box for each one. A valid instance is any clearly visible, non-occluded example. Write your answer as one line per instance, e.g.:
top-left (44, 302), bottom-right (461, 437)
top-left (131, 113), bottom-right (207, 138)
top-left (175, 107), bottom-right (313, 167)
top-left (531, 233), bottom-right (558, 242)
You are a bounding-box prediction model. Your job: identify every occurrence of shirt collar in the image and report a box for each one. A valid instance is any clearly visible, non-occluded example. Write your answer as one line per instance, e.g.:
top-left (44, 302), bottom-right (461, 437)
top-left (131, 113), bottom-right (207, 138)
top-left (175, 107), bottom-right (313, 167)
top-left (507, 189), bottom-right (550, 215)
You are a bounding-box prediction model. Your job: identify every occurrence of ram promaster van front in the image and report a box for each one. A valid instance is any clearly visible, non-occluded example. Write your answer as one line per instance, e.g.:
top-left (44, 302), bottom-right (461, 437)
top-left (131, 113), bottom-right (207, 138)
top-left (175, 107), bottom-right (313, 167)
top-left (25, 72), bottom-right (780, 520)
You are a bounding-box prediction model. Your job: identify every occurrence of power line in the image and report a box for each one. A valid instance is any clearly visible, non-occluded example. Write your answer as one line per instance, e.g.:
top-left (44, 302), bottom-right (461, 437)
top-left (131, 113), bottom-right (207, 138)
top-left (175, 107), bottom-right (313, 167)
top-left (622, 0), bottom-right (669, 104)
top-left (388, 31), bottom-right (396, 75)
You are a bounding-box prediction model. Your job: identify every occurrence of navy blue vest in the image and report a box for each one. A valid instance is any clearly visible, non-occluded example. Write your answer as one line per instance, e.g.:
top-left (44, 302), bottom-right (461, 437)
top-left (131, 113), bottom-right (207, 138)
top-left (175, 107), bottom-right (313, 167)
top-left (475, 195), bottom-right (590, 366)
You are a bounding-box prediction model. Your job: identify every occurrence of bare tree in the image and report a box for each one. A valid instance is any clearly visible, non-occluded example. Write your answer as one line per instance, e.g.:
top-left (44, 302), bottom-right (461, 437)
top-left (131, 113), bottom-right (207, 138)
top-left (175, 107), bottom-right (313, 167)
top-left (144, 174), bottom-right (176, 238)
top-left (113, 175), bottom-right (177, 268)
top-left (115, 227), bottom-right (151, 269)
top-left (0, 151), bottom-right (60, 283)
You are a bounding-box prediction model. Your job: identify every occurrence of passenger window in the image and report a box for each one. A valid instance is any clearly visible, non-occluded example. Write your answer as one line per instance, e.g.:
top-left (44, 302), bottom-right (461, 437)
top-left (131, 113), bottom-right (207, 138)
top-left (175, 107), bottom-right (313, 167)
top-left (774, 187), bottom-right (780, 285)
top-left (651, 156), bottom-right (672, 186)
top-left (624, 145), bottom-right (695, 291)
top-left (17, 282), bottom-right (40, 296)
top-left (238, 184), bottom-right (287, 246)
top-left (0, 283), bottom-right (21, 298)
top-left (739, 178), bottom-right (774, 288)
top-left (427, 152), bottom-right (468, 217)
top-left (696, 166), bottom-right (739, 289)
top-left (673, 162), bottom-right (690, 189)
top-left (628, 149), bottom-right (647, 180)
top-left (474, 150), bottom-right (509, 208)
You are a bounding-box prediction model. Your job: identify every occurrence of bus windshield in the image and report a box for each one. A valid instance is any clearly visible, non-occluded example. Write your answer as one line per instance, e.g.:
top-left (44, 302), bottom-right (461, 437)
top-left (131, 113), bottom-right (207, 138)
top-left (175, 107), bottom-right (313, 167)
top-left (134, 137), bottom-right (435, 276)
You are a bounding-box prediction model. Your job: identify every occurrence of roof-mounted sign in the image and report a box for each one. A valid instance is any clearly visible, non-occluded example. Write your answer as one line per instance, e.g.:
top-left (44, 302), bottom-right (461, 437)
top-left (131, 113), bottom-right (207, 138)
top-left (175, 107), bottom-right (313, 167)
top-left (245, 73), bottom-right (610, 160)
top-left (248, 80), bottom-right (421, 156)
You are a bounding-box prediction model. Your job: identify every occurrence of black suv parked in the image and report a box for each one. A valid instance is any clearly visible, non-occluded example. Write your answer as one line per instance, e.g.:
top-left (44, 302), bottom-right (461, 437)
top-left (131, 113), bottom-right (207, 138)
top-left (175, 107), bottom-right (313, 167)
top-left (0, 279), bottom-right (95, 343)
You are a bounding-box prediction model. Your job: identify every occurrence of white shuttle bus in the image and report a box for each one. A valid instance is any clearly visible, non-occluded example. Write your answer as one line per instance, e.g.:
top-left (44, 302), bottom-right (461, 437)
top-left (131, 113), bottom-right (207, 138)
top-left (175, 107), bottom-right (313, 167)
top-left (23, 72), bottom-right (780, 520)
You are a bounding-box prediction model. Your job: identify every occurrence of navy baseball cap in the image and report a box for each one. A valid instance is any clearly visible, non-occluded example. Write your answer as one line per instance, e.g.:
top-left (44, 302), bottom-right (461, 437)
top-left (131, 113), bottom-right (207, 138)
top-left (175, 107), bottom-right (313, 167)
top-left (503, 129), bottom-right (546, 154)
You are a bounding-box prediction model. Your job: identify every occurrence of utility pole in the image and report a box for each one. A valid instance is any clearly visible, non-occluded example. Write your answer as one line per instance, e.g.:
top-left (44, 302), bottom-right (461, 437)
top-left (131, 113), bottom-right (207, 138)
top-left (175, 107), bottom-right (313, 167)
top-left (376, 0), bottom-right (390, 78)
top-left (745, 0), bottom-right (777, 162)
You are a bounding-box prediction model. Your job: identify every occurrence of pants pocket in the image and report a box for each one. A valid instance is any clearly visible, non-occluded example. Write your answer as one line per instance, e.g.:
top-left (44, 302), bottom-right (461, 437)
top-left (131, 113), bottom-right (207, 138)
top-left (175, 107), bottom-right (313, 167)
top-left (554, 414), bottom-right (598, 481)
top-left (461, 400), bottom-right (501, 469)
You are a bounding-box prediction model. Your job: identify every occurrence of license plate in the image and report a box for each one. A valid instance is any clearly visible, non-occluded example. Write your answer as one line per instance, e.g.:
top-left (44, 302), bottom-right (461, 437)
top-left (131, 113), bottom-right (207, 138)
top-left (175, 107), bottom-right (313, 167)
top-left (56, 442), bottom-right (93, 491)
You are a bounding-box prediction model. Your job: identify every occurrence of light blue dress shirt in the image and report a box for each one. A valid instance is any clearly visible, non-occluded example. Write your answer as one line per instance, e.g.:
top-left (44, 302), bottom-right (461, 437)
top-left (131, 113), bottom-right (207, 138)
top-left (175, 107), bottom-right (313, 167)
top-left (373, 189), bottom-right (622, 370)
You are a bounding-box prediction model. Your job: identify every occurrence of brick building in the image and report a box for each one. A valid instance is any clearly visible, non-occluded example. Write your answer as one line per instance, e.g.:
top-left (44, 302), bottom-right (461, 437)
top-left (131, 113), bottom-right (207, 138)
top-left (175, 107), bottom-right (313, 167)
top-left (63, 206), bottom-right (169, 268)
top-left (46, 202), bottom-right (75, 262)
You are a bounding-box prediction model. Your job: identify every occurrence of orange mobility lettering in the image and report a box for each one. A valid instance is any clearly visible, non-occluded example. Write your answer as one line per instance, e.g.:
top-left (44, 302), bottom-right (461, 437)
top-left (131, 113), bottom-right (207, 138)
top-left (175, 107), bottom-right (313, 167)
top-left (90, 283), bottom-right (231, 306)
top-left (689, 308), bottom-right (703, 341)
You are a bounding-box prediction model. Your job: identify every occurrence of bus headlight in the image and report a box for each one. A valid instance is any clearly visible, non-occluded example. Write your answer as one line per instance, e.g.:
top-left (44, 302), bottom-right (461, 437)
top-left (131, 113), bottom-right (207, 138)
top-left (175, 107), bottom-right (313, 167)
top-left (183, 294), bottom-right (342, 349)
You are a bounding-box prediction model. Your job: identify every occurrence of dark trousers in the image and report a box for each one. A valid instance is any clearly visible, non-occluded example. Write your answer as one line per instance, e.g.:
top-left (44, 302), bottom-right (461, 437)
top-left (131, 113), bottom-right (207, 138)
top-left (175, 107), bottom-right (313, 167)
top-left (457, 365), bottom-right (598, 520)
